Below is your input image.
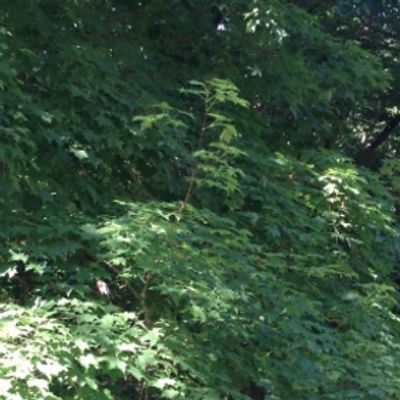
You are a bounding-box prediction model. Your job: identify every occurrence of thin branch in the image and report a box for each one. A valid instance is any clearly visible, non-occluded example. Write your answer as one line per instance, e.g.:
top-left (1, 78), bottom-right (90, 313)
top-left (178, 103), bottom-right (209, 212)
top-left (107, 263), bottom-right (141, 299)
top-left (107, 263), bottom-right (153, 328)
top-left (139, 272), bottom-right (153, 328)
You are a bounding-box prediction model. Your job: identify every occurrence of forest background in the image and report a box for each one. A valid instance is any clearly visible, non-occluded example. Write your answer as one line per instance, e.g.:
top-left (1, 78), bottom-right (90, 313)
top-left (1, 1), bottom-right (400, 399)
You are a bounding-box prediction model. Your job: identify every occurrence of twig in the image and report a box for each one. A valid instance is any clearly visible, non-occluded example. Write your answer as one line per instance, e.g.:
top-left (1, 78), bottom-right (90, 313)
top-left (139, 271), bottom-right (153, 328)
top-left (139, 381), bottom-right (149, 400)
top-left (178, 104), bottom-right (209, 212)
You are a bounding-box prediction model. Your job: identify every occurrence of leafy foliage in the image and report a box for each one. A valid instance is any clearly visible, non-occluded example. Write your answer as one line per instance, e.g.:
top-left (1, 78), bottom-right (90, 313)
top-left (1, 1), bottom-right (400, 399)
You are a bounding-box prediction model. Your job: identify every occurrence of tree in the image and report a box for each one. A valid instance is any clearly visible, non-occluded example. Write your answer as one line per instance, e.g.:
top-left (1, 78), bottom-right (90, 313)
top-left (1, 2), bottom-right (400, 399)
top-left (319, 0), bottom-right (400, 165)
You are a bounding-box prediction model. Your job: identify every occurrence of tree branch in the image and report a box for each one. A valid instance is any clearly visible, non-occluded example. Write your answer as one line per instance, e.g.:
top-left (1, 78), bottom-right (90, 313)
top-left (107, 263), bottom-right (153, 328)
top-left (366, 114), bottom-right (400, 151)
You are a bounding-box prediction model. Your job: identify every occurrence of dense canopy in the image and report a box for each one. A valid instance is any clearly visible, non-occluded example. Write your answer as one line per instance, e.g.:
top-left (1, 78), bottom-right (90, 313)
top-left (1, 1), bottom-right (400, 399)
